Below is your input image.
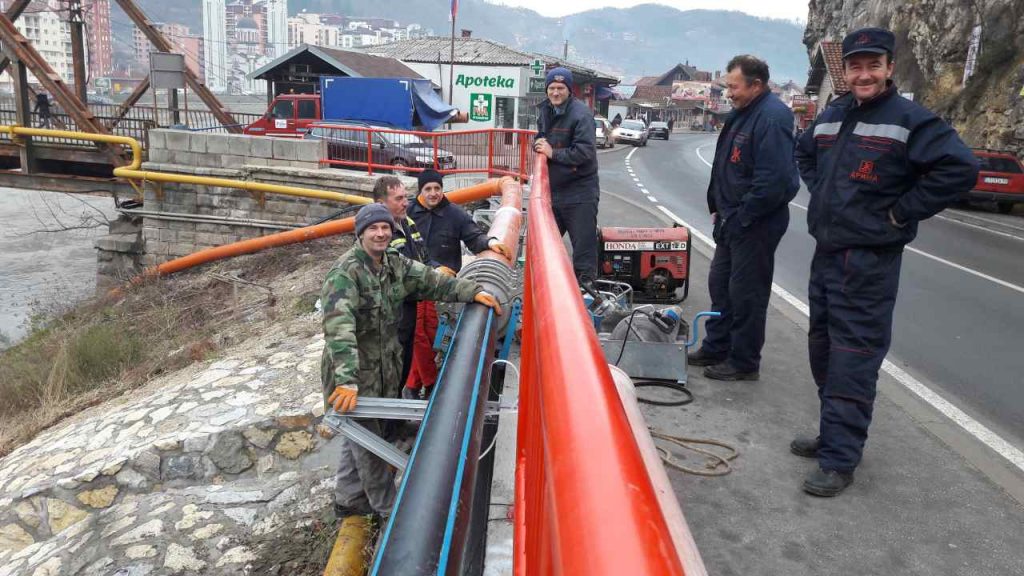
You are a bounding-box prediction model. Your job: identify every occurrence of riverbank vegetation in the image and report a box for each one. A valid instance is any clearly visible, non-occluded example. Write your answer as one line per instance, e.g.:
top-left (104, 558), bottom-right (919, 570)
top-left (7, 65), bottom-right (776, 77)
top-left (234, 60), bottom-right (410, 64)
top-left (0, 238), bottom-right (349, 458)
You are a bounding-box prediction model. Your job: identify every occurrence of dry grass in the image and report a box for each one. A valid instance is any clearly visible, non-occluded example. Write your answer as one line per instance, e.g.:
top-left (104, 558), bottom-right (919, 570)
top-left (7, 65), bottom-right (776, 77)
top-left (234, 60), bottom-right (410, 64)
top-left (0, 236), bottom-right (351, 458)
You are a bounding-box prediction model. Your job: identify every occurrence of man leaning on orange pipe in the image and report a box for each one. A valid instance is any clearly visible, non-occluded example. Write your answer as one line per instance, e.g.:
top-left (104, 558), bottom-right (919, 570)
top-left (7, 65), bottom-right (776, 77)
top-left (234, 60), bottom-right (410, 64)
top-left (403, 169), bottom-right (512, 399)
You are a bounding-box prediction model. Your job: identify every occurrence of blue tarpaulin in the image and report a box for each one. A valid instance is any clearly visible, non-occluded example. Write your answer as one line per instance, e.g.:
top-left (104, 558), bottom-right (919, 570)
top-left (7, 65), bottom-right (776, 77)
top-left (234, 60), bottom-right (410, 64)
top-left (410, 80), bottom-right (458, 130)
top-left (319, 77), bottom-right (456, 130)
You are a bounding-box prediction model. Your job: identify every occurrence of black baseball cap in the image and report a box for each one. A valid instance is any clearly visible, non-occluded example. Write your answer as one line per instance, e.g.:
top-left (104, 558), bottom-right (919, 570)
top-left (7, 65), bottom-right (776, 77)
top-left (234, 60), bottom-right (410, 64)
top-left (841, 27), bottom-right (895, 59)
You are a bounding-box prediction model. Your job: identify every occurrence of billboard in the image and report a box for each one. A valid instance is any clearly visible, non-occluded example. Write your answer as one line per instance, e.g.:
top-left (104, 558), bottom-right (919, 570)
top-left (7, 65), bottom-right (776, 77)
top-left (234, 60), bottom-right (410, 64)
top-left (671, 81), bottom-right (711, 101)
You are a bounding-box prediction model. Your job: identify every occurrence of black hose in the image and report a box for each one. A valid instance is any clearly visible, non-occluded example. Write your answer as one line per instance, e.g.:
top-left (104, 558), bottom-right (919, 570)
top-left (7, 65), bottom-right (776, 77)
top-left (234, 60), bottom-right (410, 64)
top-left (634, 380), bottom-right (694, 407)
top-left (310, 203), bottom-right (363, 225)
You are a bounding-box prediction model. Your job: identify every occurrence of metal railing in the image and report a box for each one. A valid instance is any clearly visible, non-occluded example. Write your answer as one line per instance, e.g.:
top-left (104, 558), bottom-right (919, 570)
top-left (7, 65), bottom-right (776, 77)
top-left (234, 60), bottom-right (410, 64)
top-left (514, 153), bottom-right (689, 575)
top-left (0, 98), bottom-right (261, 151)
top-left (309, 123), bottom-right (535, 181)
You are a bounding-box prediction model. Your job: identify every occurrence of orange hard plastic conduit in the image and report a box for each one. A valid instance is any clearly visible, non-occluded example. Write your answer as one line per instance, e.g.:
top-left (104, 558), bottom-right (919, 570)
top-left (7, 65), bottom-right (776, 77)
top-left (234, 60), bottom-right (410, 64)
top-left (514, 153), bottom-right (688, 575)
top-left (129, 178), bottom-right (505, 283)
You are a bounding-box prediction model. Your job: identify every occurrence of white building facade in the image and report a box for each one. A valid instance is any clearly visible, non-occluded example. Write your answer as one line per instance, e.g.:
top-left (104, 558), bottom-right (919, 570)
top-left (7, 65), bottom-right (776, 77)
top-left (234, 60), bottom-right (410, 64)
top-left (202, 0), bottom-right (228, 92)
top-left (265, 0), bottom-right (288, 58)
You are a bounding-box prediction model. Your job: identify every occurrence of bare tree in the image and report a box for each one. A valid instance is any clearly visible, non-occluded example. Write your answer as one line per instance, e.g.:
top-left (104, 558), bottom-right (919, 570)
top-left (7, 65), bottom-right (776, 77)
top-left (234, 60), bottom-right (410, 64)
top-left (20, 192), bottom-right (114, 236)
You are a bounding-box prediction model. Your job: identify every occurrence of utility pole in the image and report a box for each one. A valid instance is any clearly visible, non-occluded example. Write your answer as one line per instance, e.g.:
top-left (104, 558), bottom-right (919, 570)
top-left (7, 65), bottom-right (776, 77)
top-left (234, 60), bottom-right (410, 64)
top-left (563, 40), bottom-right (568, 60)
top-left (68, 0), bottom-right (88, 103)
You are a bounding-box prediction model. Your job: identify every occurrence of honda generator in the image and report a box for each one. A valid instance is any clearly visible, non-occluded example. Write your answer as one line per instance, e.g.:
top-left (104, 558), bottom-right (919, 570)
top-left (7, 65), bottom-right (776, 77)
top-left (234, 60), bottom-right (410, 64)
top-left (597, 226), bottom-right (690, 303)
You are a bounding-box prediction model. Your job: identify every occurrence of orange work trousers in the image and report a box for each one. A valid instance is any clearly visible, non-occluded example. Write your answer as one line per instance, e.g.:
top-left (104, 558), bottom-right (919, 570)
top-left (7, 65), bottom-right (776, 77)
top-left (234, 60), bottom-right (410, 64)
top-left (405, 301), bottom-right (439, 390)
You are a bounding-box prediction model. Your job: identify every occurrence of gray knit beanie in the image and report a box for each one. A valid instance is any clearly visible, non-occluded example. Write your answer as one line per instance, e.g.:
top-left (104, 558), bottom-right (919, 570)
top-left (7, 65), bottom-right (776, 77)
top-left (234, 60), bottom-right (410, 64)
top-left (355, 203), bottom-right (395, 237)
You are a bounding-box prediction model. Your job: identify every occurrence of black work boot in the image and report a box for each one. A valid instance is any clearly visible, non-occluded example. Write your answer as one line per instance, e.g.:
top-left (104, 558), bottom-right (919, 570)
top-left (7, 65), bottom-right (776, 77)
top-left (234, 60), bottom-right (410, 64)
top-left (790, 436), bottom-right (820, 459)
top-left (687, 348), bottom-right (726, 367)
top-left (400, 386), bottom-right (419, 400)
top-left (703, 362), bottom-right (759, 381)
top-left (802, 467), bottom-right (854, 497)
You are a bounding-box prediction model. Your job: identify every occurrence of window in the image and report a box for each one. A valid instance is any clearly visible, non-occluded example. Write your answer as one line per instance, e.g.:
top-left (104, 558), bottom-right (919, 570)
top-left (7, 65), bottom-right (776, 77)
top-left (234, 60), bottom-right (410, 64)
top-left (979, 156), bottom-right (1024, 174)
top-left (297, 99), bottom-right (317, 119)
top-left (270, 100), bottom-right (293, 119)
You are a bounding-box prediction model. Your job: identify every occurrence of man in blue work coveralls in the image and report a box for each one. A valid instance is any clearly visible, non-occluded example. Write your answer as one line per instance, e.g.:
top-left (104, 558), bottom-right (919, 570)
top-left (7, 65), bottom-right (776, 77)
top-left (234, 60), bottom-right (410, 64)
top-left (793, 27), bottom-right (977, 496)
top-left (687, 55), bottom-right (799, 381)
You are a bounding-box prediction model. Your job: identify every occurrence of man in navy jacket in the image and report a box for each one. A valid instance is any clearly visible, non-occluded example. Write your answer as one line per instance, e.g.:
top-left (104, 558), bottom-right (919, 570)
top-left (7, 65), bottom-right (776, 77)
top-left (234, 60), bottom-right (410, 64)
top-left (404, 169), bottom-right (511, 399)
top-left (534, 67), bottom-right (600, 284)
top-left (793, 28), bottom-right (977, 496)
top-left (687, 55), bottom-right (799, 381)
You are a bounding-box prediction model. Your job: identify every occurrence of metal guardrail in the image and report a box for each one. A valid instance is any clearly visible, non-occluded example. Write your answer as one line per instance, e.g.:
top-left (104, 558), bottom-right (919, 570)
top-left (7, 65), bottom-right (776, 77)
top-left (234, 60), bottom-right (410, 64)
top-left (0, 99), bottom-right (261, 150)
top-left (309, 123), bottom-right (535, 181)
top-left (514, 153), bottom-right (688, 575)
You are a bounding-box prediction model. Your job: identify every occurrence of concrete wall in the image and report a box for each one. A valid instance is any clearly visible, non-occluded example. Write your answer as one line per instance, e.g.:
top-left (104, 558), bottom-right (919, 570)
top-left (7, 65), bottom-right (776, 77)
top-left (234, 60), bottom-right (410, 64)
top-left (124, 130), bottom-right (416, 272)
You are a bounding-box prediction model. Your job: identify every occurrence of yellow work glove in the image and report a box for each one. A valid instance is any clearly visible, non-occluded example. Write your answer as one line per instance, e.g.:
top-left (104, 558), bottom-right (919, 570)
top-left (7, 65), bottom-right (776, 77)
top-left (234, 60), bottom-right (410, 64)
top-left (488, 238), bottom-right (513, 260)
top-left (474, 291), bottom-right (503, 316)
top-left (328, 385), bottom-right (358, 413)
top-left (435, 265), bottom-right (457, 278)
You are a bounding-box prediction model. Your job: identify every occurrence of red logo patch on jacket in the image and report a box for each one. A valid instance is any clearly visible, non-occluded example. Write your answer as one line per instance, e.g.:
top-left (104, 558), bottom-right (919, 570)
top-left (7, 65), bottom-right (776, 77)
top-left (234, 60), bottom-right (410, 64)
top-left (730, 146), bottom-right (742, 163)
top-left (850, 159), bottom-right (880, 183)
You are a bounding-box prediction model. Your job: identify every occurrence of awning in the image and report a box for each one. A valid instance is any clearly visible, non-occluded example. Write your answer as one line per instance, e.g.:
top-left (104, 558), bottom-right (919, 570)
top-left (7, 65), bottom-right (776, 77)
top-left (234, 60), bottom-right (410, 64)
top-left (411, 79), bottom-right (458, 131)
top-left (596, 85), bottom-right (620, 101)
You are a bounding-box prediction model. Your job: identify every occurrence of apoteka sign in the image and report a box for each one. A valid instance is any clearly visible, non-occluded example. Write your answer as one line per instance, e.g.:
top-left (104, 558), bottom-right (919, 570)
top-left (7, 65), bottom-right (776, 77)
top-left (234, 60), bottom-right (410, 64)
top-left (456, 74), bottom-right (516, 89)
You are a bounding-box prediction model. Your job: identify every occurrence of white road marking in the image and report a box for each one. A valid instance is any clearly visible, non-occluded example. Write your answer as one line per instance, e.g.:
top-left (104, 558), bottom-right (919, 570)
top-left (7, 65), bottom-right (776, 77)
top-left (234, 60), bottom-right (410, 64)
top-left (695, 144), bottom-right (714, 168)
top-left (648, 196), bottom-right (658, 202)
top-left (658, 197), bottom-right (1024, 474)
top-left (947, 209), bottom-right (1024, 233)
top-left (934, 213), bottom-right (1024, 241)
top-left (788, 203), bottom-right (1024, 295)
top-left (627, 147), bottom-right (639, 161)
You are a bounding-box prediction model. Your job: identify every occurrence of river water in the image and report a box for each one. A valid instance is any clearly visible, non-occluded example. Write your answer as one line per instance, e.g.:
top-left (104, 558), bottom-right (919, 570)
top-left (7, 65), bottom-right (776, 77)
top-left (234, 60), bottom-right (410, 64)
top-left (0, 188), bottom-right (117, 348)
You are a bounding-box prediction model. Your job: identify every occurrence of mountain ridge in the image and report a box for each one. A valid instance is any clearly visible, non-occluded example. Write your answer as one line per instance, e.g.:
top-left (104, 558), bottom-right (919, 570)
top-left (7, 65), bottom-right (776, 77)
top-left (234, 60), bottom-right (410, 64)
top-left (121, 0), bottom-right (809, 83)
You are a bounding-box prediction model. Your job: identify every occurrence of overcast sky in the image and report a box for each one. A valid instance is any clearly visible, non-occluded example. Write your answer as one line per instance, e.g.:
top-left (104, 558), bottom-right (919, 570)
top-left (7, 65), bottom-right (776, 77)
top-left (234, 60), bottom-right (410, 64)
top-left (483, 0), bottom-right (809, 22)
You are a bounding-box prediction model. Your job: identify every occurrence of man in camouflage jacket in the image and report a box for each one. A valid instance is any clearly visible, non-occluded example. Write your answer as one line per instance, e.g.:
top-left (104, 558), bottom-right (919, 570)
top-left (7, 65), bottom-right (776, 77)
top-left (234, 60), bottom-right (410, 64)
top-left (320, 203), bottom-right (501, 519)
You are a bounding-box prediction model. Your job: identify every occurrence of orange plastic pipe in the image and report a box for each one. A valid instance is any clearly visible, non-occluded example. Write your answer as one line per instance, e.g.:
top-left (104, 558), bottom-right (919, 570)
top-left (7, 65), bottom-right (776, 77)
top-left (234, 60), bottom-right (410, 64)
top-left (514, 154), bottom-right (686, 575)
top-left (475, 176), bottom-right (522, 264)
top-left (126, 178), bottom-right (503, 285)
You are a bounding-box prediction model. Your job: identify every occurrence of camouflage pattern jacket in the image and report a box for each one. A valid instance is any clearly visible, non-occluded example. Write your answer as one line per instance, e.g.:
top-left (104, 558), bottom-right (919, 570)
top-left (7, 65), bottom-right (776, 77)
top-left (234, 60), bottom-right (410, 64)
top-left (320, 244), bottom-right (481, 400)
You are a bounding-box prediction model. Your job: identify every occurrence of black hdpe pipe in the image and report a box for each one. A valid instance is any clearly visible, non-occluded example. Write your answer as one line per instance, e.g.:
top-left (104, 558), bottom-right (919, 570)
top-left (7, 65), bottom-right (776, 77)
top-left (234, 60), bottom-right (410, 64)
top-left (371, 303), bottom-right (499, 576)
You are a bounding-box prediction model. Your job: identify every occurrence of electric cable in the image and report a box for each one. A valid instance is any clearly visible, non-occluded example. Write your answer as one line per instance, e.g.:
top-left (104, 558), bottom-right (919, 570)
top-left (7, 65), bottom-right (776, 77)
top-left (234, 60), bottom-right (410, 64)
top-left (633, 379), bottom-right (693, 407)
top-left (612, 308), bottom-right (642, 366)
top-left (648, 429), bottom-right (738, 477)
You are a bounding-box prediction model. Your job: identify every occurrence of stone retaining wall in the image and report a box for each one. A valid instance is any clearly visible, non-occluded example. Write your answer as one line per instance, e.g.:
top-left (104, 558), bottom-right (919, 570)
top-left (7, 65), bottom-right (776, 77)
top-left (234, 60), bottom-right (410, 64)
top-left (0, 328), bottom-right (341, 575)
top-left (94, 129), bottom-right (418, 284)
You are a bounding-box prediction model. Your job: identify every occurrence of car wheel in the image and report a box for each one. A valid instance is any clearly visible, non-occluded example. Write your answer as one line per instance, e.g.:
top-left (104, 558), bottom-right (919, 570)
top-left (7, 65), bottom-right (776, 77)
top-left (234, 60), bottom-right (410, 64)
top-left (392, 159), bottom-right (410, 176)
top-left (996, 201), bottom-right (1015, 214)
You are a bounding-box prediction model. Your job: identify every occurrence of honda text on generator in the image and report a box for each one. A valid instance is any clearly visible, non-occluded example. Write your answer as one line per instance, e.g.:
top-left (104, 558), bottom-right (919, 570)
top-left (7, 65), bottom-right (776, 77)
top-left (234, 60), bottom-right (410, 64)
top-left (597, 226), bottom-right (690, 303)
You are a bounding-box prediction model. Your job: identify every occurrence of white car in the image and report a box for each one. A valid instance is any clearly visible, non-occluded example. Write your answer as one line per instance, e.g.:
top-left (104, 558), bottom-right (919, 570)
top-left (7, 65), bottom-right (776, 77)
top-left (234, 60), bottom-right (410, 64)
top-left (614, 120), bottom-right (648, 147)
top-left (595, 117), bottom-right (615, 148)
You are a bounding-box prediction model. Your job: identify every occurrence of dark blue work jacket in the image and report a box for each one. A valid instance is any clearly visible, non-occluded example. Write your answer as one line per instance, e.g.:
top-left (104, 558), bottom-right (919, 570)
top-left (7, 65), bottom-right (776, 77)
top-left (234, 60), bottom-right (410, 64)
top-left (407, 197), bottom-right (491, 272)
top-left (796, 85), bottom-right (978, 251)
top-left (536, 96), bottom-right (600, 206)
top-left (707, 91), bottom-right (800, 227)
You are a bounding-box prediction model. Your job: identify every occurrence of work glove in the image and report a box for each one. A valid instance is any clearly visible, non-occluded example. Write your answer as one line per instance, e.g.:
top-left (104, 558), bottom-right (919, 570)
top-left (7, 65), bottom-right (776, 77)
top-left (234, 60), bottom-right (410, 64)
top-left (435, 265), bottom-right (457, 278)
top-left (328, 385), bottom-right (358, 413)
top-left (488, 238), bottom-right (513, 260)
top-left (474, 291), bottom-right (503, 316)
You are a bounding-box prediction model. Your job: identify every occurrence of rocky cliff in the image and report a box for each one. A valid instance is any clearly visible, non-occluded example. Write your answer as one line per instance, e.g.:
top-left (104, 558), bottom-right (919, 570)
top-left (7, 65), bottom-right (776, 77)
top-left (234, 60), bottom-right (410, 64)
top-left (804, 0), bottom-right (1024, 154)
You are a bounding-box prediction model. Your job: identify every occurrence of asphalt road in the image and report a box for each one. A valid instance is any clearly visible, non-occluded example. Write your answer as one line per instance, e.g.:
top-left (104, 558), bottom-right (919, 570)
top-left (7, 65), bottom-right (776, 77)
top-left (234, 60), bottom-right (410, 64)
top-left (597, 132), bottom-right (1024, 453)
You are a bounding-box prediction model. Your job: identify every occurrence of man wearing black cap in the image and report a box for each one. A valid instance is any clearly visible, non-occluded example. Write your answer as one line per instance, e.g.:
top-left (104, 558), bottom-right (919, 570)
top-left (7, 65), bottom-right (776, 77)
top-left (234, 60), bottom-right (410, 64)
top-left (404, 168), bottom-right (512, 399)
top-left (687, 55), bottom-right (799, 382)
top-left (321, 203), bottom-right (502, 521)
top-left (534, 66), bottom-right (601, 285)
top-left (794, 27), bottom-right (977, 496)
